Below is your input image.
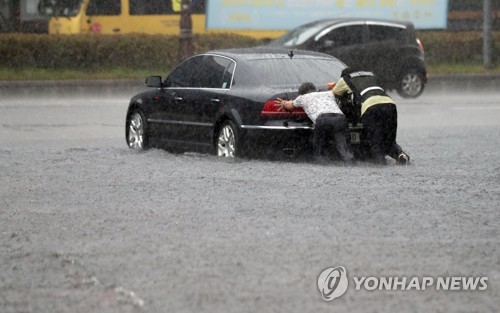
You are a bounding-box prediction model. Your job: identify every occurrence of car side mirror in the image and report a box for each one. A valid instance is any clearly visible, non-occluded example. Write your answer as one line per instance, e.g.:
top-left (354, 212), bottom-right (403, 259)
top-left (145, 76), bottom-right (163, 88)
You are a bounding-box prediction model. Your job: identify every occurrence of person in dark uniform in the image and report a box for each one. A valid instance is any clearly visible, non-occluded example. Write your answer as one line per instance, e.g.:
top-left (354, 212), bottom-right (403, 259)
top-left (278, 82), bottom-right (354, 165)
top-left (331, 67), bottom-right (410, 165)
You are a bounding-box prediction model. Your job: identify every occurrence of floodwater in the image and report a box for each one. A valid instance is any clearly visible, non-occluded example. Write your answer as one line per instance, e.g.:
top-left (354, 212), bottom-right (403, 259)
top-left (1, 83), bottom-right (499, 313)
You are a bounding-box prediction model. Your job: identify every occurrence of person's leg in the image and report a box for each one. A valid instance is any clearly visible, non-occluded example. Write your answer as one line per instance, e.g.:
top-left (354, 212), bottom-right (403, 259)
top-left (389, 141), bottom-right (411, 164)
top-left (362, 106), bottom-right (387, 164)
top-left (329, 115), bottom-right (354, 164)
top-left (388, 141), bottom-right (403, 159)
top-left (381, 104), bottom-right (410, 164)
top-left (379, 103), bottom-right (397, 156)
top-left (313, 115), bottom-right (329, 163)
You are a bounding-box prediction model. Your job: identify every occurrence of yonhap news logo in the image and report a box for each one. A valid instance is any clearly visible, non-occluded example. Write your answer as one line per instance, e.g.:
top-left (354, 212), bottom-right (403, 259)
top-left (317, 266), bottom-right (488, 301)
top-left (317, 266), bottom-right (349, 301)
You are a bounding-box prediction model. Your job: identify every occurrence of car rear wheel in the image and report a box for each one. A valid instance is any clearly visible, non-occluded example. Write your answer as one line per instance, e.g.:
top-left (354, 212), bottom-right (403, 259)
top-left (397, 69), bottom-right (425, 98)
top-left (127, 110), bottom-right (149, 150)
top-left (216, 120), bottom-right (240, 157)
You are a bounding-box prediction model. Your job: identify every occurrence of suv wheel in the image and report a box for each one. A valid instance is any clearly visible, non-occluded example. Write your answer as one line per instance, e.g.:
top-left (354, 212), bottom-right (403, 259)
top-left (397, 69), bottom-right (425, 98)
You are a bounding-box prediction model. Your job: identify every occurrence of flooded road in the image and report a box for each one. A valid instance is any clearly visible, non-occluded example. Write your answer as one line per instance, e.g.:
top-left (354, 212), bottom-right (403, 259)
top-left (1, 85), bottom-right (499, 313)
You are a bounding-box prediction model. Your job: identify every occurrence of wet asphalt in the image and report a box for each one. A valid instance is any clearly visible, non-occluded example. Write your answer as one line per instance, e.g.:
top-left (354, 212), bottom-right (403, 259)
top-left (0, 81), bottom-right (499, 313)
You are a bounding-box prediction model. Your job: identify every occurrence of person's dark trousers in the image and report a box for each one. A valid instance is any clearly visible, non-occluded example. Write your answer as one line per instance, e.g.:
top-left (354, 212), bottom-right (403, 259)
top-left (361, 103), bottom-right (398, 164)
top-left (388, 141), bottom-right (403, 160)
top-left (313, 113), bottom-right (354, 164)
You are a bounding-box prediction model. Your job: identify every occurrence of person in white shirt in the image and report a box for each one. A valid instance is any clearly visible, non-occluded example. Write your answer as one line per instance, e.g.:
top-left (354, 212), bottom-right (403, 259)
top-left (278, 82), bottom-right (354, 165)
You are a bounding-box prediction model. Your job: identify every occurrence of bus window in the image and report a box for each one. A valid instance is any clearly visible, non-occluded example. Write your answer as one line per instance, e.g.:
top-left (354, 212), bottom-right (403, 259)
top-left (129, 0), bottom-right (174, 15)
top-left (169, 0), bottom-right (205, 14)
top-left (38, 0), bottom-right (82, 17)
top-left (168, 0), bottom-right (206, 14)
top-left (190, 0), bottom-right (206, 14)
top-left (172, 0), bottom-right (181, 13)
top-left (86, 0), bottom-right (121, 16)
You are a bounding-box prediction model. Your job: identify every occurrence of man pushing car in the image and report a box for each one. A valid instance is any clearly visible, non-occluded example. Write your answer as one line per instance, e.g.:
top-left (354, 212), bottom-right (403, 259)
top-left (277, 82), bottom-right (354, 166)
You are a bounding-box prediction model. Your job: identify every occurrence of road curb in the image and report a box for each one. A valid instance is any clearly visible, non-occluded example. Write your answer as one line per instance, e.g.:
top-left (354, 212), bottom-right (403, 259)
top-left (0, 79), bottom-right (144, 88)
top-left (1, 75), bottom-right (499, 91)
top-left (428, 74), bottom-right (500, 91)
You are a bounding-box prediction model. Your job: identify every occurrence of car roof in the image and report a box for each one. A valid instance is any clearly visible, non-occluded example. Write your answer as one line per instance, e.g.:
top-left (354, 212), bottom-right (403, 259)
top-left (196, 47), bottom-right (346, 89)
top-left (302, 17), bottom-right (413, 28)
top-left (204, 47), bottom-right (339, 62)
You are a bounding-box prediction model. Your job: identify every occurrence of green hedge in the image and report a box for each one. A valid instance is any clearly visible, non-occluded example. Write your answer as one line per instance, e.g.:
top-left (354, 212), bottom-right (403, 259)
top-left (416, 31), bottom-right (500, 65)
top-left (0, 33), bottom-right (261, 71)
top-left (0, 32), bottom-right (498, 71)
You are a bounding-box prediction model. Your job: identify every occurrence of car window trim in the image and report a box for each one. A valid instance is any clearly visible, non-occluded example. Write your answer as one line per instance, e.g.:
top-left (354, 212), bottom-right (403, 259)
top-left (314, 21), bottom-right (366, 42)
top-left (196, 53), bottom-right (237, 90)
top-left (366, 21), bottom-right (407, 29)
top-left (162, 87), bottom-right (232, 91)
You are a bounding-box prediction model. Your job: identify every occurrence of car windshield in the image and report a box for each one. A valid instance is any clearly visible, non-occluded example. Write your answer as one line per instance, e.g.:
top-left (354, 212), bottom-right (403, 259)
top-left (270, 22), bottom-right (327, 46)
top-left (245, 57), bottom-right (345, 89)
top-left (38, 0), bottom-right (83, 17)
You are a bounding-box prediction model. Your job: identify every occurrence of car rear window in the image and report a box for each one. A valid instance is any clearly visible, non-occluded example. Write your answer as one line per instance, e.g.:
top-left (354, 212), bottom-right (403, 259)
top-left (243, 57), bottom-right (345, 88)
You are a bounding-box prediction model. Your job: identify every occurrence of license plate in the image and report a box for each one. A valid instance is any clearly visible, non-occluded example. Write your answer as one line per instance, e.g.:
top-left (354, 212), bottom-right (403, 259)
top-left (350, 132), bottom-right (361, 144)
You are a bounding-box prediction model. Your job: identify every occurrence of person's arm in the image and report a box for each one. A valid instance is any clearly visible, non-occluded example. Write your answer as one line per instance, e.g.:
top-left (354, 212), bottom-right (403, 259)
top-left (276, 98), bottom-right (296, 111)
top-left (332, 78), bottom-right (350, 97)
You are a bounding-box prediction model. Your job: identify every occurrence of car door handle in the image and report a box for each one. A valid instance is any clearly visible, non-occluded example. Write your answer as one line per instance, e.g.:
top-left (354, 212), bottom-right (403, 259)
top-left (210, 98), bottom-right (220, 103)
top-left (112, 28), bottom-right (121, 33)
top-left (174, 97), bottom-right (183, 102)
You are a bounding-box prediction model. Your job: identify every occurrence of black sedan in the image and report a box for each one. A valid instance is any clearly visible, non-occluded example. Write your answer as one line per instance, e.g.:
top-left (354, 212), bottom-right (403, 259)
top-left (125, 47), bottom-right (364, 159)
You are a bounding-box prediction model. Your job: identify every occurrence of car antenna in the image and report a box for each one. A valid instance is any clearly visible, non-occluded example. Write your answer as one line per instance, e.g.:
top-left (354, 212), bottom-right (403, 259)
top-left (288, 50), bottom-right (294, 59)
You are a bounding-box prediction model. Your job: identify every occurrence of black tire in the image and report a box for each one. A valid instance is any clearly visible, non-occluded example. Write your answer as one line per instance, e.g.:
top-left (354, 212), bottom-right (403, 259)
top-left (126, 109), bottom-right (150, 150)
top-left (215, 120), bottom-right (241, 158)
top-left (397, 69), bottom-right (425, 98)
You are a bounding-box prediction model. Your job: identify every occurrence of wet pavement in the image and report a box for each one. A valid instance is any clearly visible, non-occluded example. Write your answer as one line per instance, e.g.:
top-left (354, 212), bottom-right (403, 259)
top-left (0, 84), bottom-right (499, 313)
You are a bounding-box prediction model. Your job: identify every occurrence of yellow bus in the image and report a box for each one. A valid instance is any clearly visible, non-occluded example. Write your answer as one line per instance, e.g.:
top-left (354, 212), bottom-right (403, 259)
top-left (38, 0), bottom-right (286, 39)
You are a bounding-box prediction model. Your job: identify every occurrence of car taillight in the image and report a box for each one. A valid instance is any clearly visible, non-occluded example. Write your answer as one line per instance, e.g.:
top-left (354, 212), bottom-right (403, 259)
top-left (260, 100), bottom-right (307, 117)
top-left (416, 38), bottom-right (424, 53)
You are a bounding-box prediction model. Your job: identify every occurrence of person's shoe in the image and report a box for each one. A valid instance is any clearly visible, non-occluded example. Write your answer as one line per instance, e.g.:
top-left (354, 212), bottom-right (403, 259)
top-left (397, 152), bottom-right (410, 165)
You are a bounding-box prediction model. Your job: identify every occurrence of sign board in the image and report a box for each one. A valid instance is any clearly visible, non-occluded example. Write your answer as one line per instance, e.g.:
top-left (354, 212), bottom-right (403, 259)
top-left (206, 0), bottom-right (448, 30)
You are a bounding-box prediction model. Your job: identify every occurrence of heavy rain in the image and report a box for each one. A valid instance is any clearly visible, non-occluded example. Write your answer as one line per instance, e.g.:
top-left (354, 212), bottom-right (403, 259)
top-left (1, 1), bottom-right (499, 313)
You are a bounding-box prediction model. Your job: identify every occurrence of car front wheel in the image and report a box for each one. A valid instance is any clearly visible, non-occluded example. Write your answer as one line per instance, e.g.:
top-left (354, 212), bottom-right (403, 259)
top-left (397, 69), bottom-right (425, 98)
top-left (127, 110), bottom-right (149, 150)
top-left (216, 120), bottom-right (240, 158)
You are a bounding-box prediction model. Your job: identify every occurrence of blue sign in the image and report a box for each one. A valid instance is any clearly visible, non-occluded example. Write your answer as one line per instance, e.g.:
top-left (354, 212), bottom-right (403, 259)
top-left (206, 0), bottom-right (448, 30)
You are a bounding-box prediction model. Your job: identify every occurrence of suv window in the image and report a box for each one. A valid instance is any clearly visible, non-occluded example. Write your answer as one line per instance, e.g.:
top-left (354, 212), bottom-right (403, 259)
top-left (86, 0), bottom-right (121, 16)
top-left (192, 56), bottom-right (235, 89)
top-left (321, 25), bottom-right (364, 46)
top-left (165, 56), bottom-right (204, 87)
top-left (368, 25), bottom-right (407, 43)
